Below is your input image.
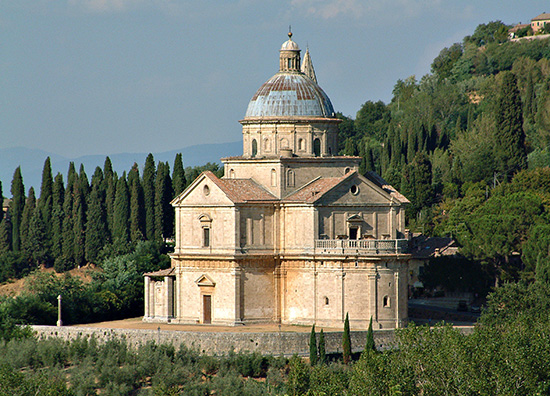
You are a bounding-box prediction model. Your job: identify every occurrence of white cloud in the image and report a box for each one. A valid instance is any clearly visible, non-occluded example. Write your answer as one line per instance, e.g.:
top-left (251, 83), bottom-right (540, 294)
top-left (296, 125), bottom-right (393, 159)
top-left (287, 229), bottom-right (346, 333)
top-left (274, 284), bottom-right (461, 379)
top-left (290, 0), bottom-right (442, 20)
top-left (67, 0), bottom-right (146, 13)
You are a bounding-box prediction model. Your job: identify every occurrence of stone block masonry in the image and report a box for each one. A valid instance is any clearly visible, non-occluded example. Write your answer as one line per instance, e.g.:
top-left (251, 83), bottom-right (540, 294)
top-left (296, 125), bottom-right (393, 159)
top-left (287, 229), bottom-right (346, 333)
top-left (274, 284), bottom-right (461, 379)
top-left (31, 325), bottom-right (401, 356)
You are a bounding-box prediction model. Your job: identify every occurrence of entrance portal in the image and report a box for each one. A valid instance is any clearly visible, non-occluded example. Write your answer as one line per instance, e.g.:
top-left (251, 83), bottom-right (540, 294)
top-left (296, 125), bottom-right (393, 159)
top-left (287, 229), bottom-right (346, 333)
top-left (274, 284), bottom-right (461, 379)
top-left (203, 295), bottom-right (212, 324)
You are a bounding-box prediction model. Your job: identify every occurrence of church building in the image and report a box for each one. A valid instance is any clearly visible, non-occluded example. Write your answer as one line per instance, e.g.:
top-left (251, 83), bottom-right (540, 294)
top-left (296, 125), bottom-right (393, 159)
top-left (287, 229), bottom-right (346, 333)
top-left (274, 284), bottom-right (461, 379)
top-left (144, 33), bottom-right (411, 329)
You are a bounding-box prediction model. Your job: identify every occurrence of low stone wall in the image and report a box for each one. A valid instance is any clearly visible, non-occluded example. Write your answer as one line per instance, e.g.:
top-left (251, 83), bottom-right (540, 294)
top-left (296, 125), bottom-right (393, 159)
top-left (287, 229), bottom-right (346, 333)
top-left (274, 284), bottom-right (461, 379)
top-left (31, 325), bottom-right (397, 356)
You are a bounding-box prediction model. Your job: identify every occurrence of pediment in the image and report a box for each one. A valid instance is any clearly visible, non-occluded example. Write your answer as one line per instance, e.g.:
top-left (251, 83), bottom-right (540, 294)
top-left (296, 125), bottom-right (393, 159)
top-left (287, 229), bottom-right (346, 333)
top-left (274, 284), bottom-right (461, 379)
top-left (195, 274), bottom-right (216, 287)
top-left (316, 173), bottom-right (395, 206)
top-left (172, 172), bottom-right (234, 206)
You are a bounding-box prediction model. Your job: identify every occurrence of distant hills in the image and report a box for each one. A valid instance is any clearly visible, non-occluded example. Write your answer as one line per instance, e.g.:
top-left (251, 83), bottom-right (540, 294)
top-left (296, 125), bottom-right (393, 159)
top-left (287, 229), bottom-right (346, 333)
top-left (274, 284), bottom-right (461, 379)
top-left (0, 141), bottom-right (242, 194)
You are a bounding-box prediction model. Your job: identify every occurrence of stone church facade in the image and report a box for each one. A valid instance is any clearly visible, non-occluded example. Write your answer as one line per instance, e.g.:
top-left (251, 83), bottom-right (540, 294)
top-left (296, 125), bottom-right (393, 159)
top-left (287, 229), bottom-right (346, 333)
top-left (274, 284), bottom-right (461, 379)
top-left (144, 33), bottom-right (411, 329)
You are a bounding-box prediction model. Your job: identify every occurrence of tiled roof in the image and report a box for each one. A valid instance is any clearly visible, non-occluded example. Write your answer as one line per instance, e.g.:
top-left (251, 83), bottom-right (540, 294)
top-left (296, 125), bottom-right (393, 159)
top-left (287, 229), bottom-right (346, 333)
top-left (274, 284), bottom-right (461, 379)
top-left (144, 267), bottom-right (175, 277)
top-left (365, 171), bottom-right (410, 204)
top-left (532, 12), bottom-right (550, 21)
top-left (284, 172), bottom-right (353, 203)
top-left (410, 236), bottom-right (458, 259)
top-left (204, 171), bottom-right (278, 203)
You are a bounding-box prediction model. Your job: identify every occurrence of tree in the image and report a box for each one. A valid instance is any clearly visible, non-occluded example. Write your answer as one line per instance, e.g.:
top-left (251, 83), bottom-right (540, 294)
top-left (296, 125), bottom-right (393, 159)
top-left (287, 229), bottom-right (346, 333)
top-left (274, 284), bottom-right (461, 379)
top-left (172, 153), bottom-right (187, 197)
top-left (342, 313), bottom-right (351, 364)
top-left (20, 187), bottom-right (36, 258)
top-left (494, 72), bottom-right (527, 178)
top-left (365, 317), bottom-right (375, 354)
top-left (318, 329), bottom-right (326, 365)
top-left (38, 157), bottom-right (53, 239)
top-left (142, 154), bottom-right (156, 240)
top-left (61, 163), bottom-right (77, 269)
top-left (309, 325), bottom-right (318, 366)
top-left (85, 168), bottom-right (107, 264)
top-left (50, 173), bottom-right (64, 260)
top-left (431, 43), bottom-right (463, 80)
top-left (154, 162), bottom-right (173, 240)
top-left (73, 175), bottom-right (86, 267)
top-left (128, 163), bottom-right (144, 243)
top-left (27, 206), bottom-right (50, 266)
top-left (9, 167), bottom-right (25, 251)
top-left (113, 173), bottom-right (130, 246)
top-left (103, 157), bottom-right (116, 240)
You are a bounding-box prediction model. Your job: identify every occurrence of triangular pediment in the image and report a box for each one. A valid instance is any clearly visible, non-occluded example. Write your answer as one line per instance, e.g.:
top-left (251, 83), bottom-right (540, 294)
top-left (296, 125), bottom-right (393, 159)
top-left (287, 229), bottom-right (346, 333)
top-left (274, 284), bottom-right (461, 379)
top-left (195, 274), bottom-right (216, 287)
top-left (315, 173), bottom-right (396, 206)
top-left (172, 172), bottom-right (234, 206)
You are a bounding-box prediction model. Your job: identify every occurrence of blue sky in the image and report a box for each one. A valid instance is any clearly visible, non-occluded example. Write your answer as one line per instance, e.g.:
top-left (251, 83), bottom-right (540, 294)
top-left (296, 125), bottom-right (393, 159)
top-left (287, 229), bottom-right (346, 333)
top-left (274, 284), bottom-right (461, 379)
top-left (2, 1), bottom-right (548, 158)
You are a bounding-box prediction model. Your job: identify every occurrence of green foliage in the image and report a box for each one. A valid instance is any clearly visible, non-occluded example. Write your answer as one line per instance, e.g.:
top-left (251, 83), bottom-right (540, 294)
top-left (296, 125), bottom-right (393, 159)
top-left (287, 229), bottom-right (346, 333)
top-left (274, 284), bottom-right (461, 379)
top-left (342, 313), bottom-right (351, 364)
top-left (9, 167), bottom-right (25, 252)
top-left (365, 317), bottom-right (375, 353)
top-left (318, 328), bottom-right (326, 365)
top-left (309, 325), bottom-right (317, 366)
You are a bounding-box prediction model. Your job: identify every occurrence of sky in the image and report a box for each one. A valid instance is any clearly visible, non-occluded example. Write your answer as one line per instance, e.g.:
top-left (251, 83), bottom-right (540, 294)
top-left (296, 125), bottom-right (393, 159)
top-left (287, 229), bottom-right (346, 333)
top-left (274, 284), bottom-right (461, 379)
top-left (2, 1), bottom-right (549, 159)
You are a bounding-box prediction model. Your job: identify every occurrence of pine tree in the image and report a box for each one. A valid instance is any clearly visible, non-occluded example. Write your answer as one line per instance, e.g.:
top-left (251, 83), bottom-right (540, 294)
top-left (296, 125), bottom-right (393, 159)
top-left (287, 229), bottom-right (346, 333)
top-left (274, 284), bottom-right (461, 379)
top-left (20, 187), bottom-right (36, 258)
top-left (342, 312), bottom-right (351, 364)
top-left (128, 163), bottom-right (144, 243)
top-left (10, 167), bottom-right (25, 251)
top-left (309, 324), bottom-right (317, 366)
top-left (318, 329), bottom-right (326, 365)
top-left (113, 173), bottom-right (130, 245)
top-left (50, 173), bottom-right (65, 260)
top-left (494, 71), bottom-right (527, 178)
top-left (142, 154), bottom-right (156, 240)
top-left (172, 153), bottom-right (187, 197)
top-left (365, 316), bottom-right (375, 353)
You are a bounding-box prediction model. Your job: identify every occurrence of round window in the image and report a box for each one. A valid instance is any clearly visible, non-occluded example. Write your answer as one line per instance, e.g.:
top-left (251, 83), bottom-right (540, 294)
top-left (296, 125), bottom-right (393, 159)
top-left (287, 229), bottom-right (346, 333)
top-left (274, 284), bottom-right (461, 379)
top-left (203, 185), bottom-right (210, 196)
top-left (350, 185), bottom-right (359, 195)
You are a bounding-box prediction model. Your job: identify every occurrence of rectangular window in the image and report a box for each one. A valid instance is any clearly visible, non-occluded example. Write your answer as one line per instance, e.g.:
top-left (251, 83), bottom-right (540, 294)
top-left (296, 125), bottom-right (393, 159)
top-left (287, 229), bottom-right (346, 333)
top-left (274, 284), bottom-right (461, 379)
top-left (203, 227), bottom-right (210, 247)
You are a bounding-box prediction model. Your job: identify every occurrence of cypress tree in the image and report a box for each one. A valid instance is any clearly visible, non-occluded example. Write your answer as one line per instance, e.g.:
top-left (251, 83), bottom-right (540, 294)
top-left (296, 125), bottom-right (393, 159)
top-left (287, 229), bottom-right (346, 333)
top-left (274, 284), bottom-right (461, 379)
top-left (61, 163), bottom-right (77, 268)
top-left (0, 180), bottom-right (3, 219)
top-left (38, 157), bottom-right (53, 236)
top-left (27, 206), bottom-right (50, 266)
top-left (142, 154), bottom-right (156, 240)
top-left (172, 153), bottom-right (187, 197)
top-left (309, 324), bottom-right (317, 366)
top-left (365, 316), bottom-right (375, 353)
top-left (50, 173), bottom-right (65, 260)
top-left (494, 71), bottom-right (527, 178)
top-left (103, 157), bottom-right (116, 240)
top-left (342, 312), bottom-right (351, 364)
top-left (20, 187), bottom-right (36, 258)
top-left (155, 162), bottom-right (174, 240)
top-left (72, 183), bottom-right (86, 267)
top-left (85, 168), bottom-right (107, 264)
top-left (128, 163), bottom-right (144, 243)
top-left (318, 329), bottom-right (326, 365)
top-left (113, 173), bottom-right (130, 245)
top-left (0, 217), bottom-right (11, 254)
top-left (9, 167), bottom-right (25, 251)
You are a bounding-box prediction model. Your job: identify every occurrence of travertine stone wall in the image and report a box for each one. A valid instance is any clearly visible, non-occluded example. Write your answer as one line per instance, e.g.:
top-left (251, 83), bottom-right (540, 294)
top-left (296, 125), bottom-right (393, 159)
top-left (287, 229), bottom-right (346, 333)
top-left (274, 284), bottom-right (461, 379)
top-left (30, 325), bottom-right (399, 355)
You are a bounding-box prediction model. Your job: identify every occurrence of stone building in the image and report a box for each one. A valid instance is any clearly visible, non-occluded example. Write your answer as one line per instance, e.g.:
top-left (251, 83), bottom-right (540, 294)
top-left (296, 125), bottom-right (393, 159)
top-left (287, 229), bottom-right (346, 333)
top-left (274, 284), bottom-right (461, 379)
top-left (532, 12), bottom-right (550, 33)
top-left (144, 33), bottom-right (411, 329)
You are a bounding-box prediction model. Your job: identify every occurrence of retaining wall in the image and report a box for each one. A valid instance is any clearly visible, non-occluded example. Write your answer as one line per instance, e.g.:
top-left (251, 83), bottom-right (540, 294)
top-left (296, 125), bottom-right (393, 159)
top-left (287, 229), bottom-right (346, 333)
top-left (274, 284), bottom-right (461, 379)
top-left (31, 325), bottom-right (397, 356)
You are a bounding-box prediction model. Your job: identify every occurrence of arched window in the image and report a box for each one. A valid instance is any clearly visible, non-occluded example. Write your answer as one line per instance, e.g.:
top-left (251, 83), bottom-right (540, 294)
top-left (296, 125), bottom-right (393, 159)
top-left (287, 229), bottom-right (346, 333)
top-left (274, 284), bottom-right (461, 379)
top-left (229, 169), bottom-right (235, 179)
top-left (280, 138), bottom-right (289, 149)
top-left (271, 169), bottom-right (277, 187)
top-left (383, 296), bottom-right (390, 307)
top-left (313, 138), bottom-right (321, 157)
top-left (298, 138), bottom-right (305, 151)
top-left (287, 170), bottom-right (295, 187)
top-left (251, 139), bottom-right (258, 157)
top-left (264, 138), bottom-right (271, 152)
top-left (324, 296), bottom-right (329, 305)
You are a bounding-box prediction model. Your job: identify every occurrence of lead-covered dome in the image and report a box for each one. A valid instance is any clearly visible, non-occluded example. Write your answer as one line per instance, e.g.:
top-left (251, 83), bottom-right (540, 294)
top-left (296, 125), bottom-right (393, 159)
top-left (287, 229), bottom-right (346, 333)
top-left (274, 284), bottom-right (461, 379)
top-left (244, 33), bottom-right (336, 119)
top-left (245, 73), bottom-right (335, 118)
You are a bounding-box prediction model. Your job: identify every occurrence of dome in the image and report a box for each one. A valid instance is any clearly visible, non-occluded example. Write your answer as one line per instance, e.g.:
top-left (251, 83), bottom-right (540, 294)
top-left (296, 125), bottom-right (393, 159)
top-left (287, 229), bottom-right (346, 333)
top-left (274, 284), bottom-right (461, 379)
top-left (280, 38), bottom-right (300, 51)
top-left (244, 73), bottom-right (335, 118)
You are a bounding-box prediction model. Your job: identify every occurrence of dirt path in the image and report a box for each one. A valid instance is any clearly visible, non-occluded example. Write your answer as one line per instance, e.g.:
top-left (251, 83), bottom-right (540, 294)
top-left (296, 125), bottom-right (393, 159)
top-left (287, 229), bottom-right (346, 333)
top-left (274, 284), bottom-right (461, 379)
top-left (73, 317), bottom-right (342, 333)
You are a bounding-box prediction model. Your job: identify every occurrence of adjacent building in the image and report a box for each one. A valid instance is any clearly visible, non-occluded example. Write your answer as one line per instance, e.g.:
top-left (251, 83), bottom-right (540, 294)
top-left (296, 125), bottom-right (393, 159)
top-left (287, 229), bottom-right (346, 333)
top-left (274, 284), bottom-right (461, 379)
top-left (144, 33), bottom-right (411, 329)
